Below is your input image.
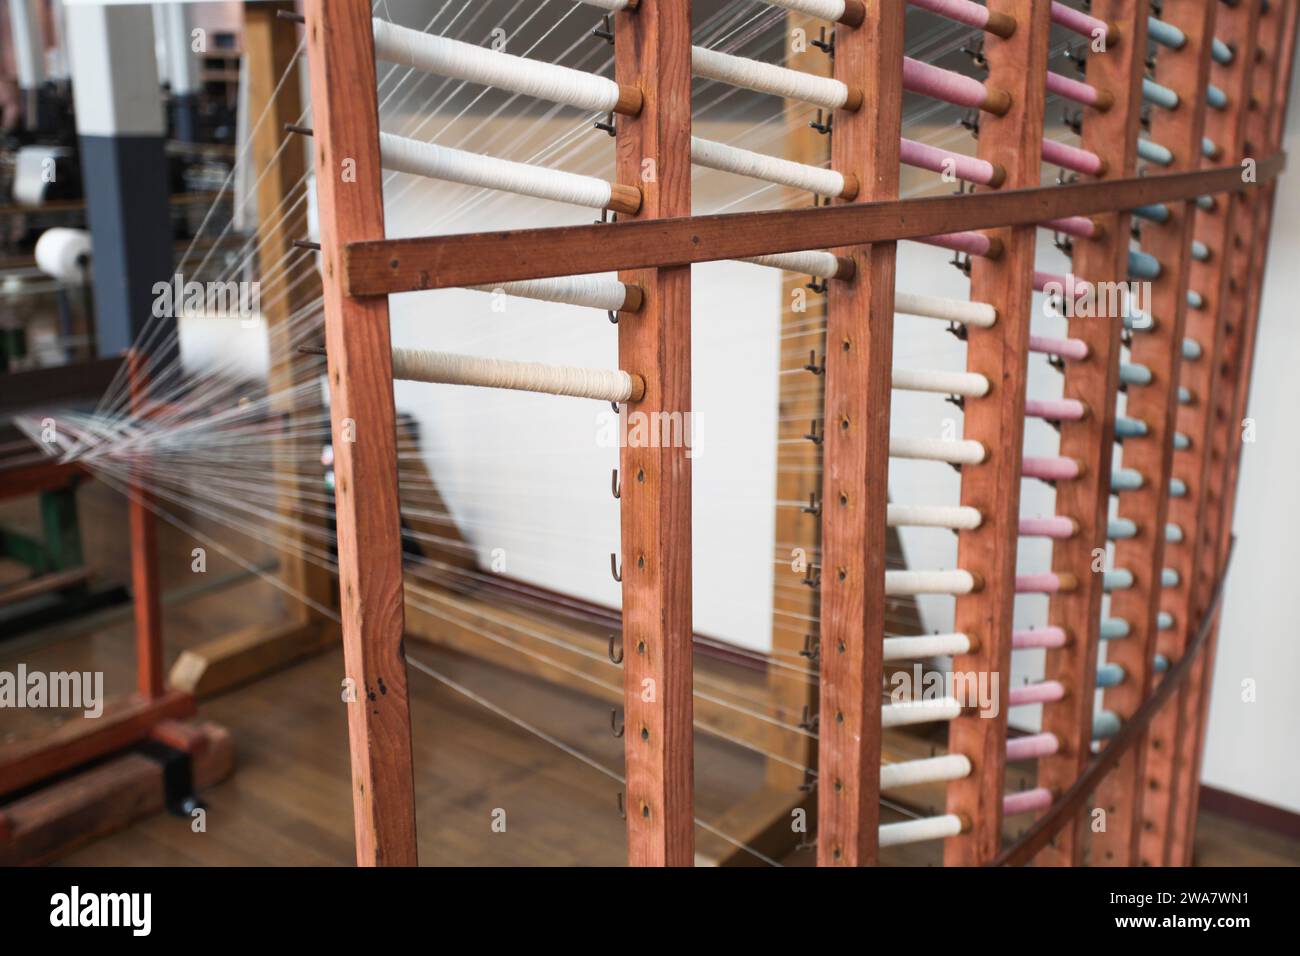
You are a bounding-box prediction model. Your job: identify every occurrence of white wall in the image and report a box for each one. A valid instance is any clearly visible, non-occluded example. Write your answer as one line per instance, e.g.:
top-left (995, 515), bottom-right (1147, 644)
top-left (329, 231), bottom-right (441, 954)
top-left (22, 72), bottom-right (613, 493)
top-left (1200, 63), bottom-right (1300, 814)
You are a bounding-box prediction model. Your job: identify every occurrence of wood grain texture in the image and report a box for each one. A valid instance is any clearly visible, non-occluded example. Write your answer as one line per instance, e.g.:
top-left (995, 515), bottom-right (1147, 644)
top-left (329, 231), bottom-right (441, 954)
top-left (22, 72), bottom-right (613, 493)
top-left (128, 350), bottom-right (165, 700)
top-left (245, 1), bottom-right (336, 621)
top-left (816, 0), bottom-right (903, 868)
top-left (943, 0), bottom-right (1051, 867)
top-left (0, 691), bottom-right (195, 798)
top-left (343, 158), bottom-right (1285, 295)
top-left (1035, 0), bottom-right (1150, 868)
top-left (303, 0), bottom-right (418, 867)
top-left (614, 0), bottom-right (694, 867)
top-left (1168, 0), bottom-right (1299, 867)
top-left (1090, 0), bottom-right (1218, 868)
top-left (1142, 0), bottom-right (1264, 868)
top-left (766, 11), bottom-right (830, 796)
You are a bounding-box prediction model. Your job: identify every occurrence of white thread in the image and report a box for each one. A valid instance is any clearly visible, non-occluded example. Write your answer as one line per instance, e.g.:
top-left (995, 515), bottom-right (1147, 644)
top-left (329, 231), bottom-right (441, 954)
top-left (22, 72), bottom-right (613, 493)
top-left (881, 697), bottom-right (964, 727)
top-left (878, 814), bottom-right (965, 847)
top-left (765, 0), bottom-right (850, 21)
top-left (882, 633), bottom-right (973, 661)
top-left (890, 436), bottom-right (987, 465)
top-left (892, 367), bottom-right (990, 397)
top-left (692, 46), bottom-right (853, 110)
top-left (895, 291), bottom-right (997, 327)
top-left (880, 754), bottom-right (971, 789)
top-left (372, 19), bottom-right (625, 113)
top-left (692, 136), bottom-right (848, 197)
top-left (740, 250), bottom-right (843, 278)
top-left (886, 570), bottom-right (977, 596)
top-left (887, 504), bottom-right (983, 530)
top-left (380, 132), bottom-right (615, 210)
top-left (392, 348), bottom-right (638, 403)
top-left (468, 276), bottom-right (631, 312)
top-left (575, 0), bottom-right (634, 9)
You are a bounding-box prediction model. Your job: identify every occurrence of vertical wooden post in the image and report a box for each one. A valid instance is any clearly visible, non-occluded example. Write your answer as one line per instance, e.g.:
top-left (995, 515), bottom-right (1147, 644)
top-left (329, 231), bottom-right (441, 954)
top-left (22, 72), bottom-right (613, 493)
top-left (765, 9), bottom-right (830, 801)
top-left (1139, 0), bottom-right (1262, 867)
top-left (1089, 0), bottom-right (1217, 868)
top-left (1035, 0), bottom-right (1150, 867)
top-left (816, 0), bottom-right (903, 868)
top-left (245, 0), bottom-right (336, 619)
top-left (127, 348), bottom-right (165, 701)
top-left (1167, 0), bottom-right (1299, 866)
top-left (614, 0), bottom-right (694, 867)
top-left (943, 0), bottom-right (1051, 867)
top-left (304, 0), bottom-right (418, 867)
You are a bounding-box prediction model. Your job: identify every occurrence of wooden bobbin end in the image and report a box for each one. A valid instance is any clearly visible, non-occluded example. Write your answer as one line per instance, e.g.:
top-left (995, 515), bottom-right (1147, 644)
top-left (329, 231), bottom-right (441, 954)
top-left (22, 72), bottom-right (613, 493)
top-left (1095, 88), bottom-right (1116, 112)
top-left (1072, 460), bottom-right (1087, 479)
top-left (957, 813), bottom-right (974, 834)
top-left (626, 373), bottom-right (647, 403)
top-left (987, 162), bottom-right (1008, 189)
top-left (614, 84), bottom-right (644, 117)
top-left (968, 571), bottom-right (986, 593)
top-left (1088, 218), bottom-right (1106, 240)
top-left (984, 11), bottom-right (1017, 39)
top-left (1095, 157), bottom-right (1110, 177)
top-left (620, 284), bottom-right (646, 313)
top-left (1105, 21), bottom-right (1121, 47)
top-left (838, 0), bottom-right (867, 28)
top-left (842, 86), bottom-right (865, 112)
top-left (984, 236), bottom-right (1005, 260)
top-left (607, 184), bottom-right (644, 216)
top-left (1077, 399), bottom-right (1092, 420)
top-left (983, 86), bottom-right (1013, 116)
top-left (838, 173), bottom-right (861, 202)
top-left (833, 256), bottom-right (857, 282)
top-left (1058, 572), bottom-right (1080, 593)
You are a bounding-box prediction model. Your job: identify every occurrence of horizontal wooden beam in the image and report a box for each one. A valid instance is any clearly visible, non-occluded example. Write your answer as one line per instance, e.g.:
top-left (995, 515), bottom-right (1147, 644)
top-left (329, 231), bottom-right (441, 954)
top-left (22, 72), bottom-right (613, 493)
top-left (344, 154), bottom-right (1284, 295)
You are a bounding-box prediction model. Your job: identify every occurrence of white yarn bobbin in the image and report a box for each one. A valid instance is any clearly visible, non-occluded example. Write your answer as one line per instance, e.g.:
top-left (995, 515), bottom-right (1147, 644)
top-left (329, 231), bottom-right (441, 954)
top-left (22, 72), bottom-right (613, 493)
top-left (881, 697), bottom-right (964, 728)
top-left (379, 132), bottom-right (641, 213)
top-left (878, 814), bottom-right (965, 847)
top-left (892, 367), bottom-right (990, 397)
top-left (691, 46), bottom-right (861, 111)
top-left (372, 19), bottom-right (640, 114)
top-left (882, 633), bottom-right (973, 661)
top-left (392, 348), bottom-right (645, 403)
top-left (739, 250), bottom-right (853, 280)
top-left (880, 754), bottom-right (972, 789)
top-left (886, 570), bottom-right (980, 596)
top-left (895, 291), bottom-right (997, 327)
top-left (467, 276), bottom-right (639, 313)
top-left (887, 504), bottom-right (983, 530)
top-left (889, 436), bottom-right (987, 465)
top-left (691, 136), bottom-right (856, 198)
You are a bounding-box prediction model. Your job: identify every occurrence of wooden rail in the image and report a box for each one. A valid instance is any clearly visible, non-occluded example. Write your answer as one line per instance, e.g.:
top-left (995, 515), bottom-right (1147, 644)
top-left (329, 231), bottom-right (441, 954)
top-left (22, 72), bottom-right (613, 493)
top-left (344, 156), bottom-right (1285, 294)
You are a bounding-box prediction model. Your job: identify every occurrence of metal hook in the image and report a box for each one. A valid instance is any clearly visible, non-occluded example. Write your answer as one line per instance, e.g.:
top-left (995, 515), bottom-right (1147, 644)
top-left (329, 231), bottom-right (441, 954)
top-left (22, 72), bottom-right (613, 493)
top-left (795, 834), bottom-right (818, 852)
top-left (801, 493), bottom-right (821, 517)
top-left (608, 309), bottom-right (619, 325)
top-left (799, 704), bottom-right (820, 733)
top-left (804, 420), bottom-right (824, 446)
top-left (802, 568), bottom-right (821, 589)
top-left (805, 277), bottom-right (829, 295)
top-left (610, 553), bottom-right (623, 583)
top-left (809, 109), bottom-right (832, 136)
top-left (805, 350), bottom-right (825, 375)
top-left (592, 13), bottom-right (615, 44)
top-left (611, 468), bottom-right (621, 500)
top-left (610, 708), bottom-right (625, 738)
top-left (608, 633), bottom-right (624, 665)
top-left (616, 791), bottom-right (626, 819)
top-left (799, 633), bottom-right (820, 664)
top-left (799, 771), bottom-right (818, 794)
top-left (595, 110), bottom-right (617, 137)
top-left (811, 26), bottom-right (835, 57)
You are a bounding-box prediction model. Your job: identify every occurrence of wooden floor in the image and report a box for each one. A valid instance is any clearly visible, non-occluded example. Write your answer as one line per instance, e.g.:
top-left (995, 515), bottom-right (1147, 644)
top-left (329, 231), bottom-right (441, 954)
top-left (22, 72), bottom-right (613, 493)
top-left (3, 480), bottom-right (1296, 866)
